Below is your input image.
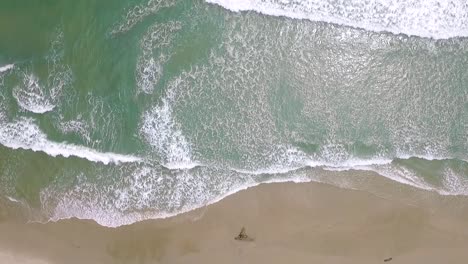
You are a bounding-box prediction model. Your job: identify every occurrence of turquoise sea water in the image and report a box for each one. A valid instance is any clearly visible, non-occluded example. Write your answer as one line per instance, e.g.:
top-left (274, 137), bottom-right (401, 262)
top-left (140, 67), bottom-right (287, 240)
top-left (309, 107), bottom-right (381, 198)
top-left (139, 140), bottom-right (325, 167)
top-left (0, 0), bottom-right (467, 227)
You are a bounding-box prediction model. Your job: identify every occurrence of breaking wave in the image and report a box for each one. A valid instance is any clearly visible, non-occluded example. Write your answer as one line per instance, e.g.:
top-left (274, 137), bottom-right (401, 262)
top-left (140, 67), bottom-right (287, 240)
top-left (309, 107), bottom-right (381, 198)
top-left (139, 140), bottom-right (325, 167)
top-left (136, 21), bottom-right (182, 93)
top-left (0, 64), bottom-right (14, 73)
top-left (11, 29), bottom-right (72, 114)
top-left (0, 118), bottom-right (141, 165)
top-left (111, 0), bottom-right (177, 35)
top-left (206, 0), bottom-right (468, 39)
top-left (140, 77), bottom-right (196, 169)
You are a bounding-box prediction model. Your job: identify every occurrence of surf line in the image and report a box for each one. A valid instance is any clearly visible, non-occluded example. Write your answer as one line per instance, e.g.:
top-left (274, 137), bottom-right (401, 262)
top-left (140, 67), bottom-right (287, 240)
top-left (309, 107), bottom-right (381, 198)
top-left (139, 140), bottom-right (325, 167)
top-left (0, 119), bottom-right (142, 165)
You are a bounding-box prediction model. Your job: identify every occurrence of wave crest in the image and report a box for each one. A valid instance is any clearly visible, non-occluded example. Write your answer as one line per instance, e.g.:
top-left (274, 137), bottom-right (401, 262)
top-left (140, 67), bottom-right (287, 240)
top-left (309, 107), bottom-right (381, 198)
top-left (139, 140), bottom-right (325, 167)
top-left (206, 0), bottom-right (468, 39)
top-left (12, 29), bottom-right (72, 114)
top-left (0, 64), bottom-right (14, 73)
top-left (141, 76), bottom-right (195, 168)
top-left (0, 118), bottom-right (141, 165)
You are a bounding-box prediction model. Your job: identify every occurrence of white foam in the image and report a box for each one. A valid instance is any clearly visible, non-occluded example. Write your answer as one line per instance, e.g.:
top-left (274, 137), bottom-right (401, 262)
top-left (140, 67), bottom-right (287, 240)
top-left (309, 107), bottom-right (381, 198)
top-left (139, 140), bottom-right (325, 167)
top-left (233, 145), bottom-right (310, 175)
top-left (231, 143), bottom-right (394, 175)
top-left (5, 196), bottom-right (20, 203)
top-left (396, 153), bottom-right (451, 161)
top-left (162, 161), bottom-right (200, 170)
top-left (0, 118), bottom-right (141, 165)
top-left (136, 21), bottom-right (182, 94)
top-left (111, 0), bottom-right (177, 35)
top-left (12, 29), bottom-right (72, 114)
top-left (0, 64), bottom-right (14, 73)
top-left (364, 163), bottom-right (435, 191)
top-left (233, 165), bottom-right (302, 175)
top-left (37, 156), bottom-right (467, 227)
top-left (39, 166), bottom-right (254, 227)
top-left (234, 156), bottom-right (393, 175)
top-left (228, 148), bottom-right (454, 196)
top-left (13, 74), bottom-right (56, 114)
top-left (322, 158), bottom-right (393, 171)
top-left (206, 0), bottom-right (468, 39)
top-left (41, 177), bottom-right (309, 228)
top-left (40, 167), bottom-right (160, 227)
top-left (41, 180), bottom-right (167, 227)
top-left (441, 168), bottom-right (468, 195)
top-left (141, 77), bottom-right (195, 167)
top-left (57, 119), bottom-right (92, 144)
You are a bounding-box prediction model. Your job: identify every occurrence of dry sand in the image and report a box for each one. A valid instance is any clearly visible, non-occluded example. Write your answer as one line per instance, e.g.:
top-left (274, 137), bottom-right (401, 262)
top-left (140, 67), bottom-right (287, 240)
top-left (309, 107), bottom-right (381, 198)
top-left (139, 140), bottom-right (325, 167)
top-left (1, 179), bottom-right (468, 264)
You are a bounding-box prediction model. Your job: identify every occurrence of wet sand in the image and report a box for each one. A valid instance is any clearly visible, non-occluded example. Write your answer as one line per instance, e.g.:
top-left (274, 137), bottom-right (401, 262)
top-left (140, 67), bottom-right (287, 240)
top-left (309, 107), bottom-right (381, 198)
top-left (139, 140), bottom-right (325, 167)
top-left (1, 180), bottom-right (468, 264)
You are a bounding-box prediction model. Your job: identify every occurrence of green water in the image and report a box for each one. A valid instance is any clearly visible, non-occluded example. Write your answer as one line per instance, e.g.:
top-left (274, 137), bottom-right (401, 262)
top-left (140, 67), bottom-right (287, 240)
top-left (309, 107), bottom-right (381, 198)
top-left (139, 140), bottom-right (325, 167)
top-left (0, 0), bottom-right (467, 227)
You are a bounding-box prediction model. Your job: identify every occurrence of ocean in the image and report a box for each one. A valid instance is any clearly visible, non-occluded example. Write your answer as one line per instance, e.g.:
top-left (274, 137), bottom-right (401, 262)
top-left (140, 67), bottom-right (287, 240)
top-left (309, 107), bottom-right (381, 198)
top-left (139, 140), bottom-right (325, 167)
top-left (0, 0), bottom-right (466, 227)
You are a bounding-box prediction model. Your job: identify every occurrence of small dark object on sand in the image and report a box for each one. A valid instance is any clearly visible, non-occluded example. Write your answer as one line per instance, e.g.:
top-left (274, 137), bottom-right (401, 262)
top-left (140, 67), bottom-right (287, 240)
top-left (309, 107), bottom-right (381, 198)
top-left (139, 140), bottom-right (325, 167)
top-left (235, 227), bottom-right (254, 241)
top-left (384, 257), bottom-right (393, 262)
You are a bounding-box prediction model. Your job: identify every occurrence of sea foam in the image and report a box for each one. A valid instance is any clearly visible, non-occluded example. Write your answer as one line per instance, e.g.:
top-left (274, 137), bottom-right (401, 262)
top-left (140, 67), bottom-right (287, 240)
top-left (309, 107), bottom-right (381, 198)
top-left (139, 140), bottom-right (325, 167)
top-left (12, 29), bottom-right (72, 114)
top-left (206, 0), bottom-right (468, 39)
top-left (12, 74), bottom-right (56, 114)
top-left (111, 0), bottom-right (177, 35)
top-left (37, 153), bottom-right (467, 227)
top-left (40, 165), bottom-right (255, 227)
top-left (0, 118), bottom-right (141, 165)
top-left (136, 21), bottom-right (182, 94)
top-left (141, 77), bottom-right (196, 168)
top-left (0, 64), bottom-right (14, 73)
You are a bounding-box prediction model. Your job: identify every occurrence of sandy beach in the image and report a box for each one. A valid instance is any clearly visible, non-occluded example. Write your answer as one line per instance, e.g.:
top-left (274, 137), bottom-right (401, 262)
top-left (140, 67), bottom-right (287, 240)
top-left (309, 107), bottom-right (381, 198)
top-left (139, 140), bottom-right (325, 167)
top-left (1, 178), bottom-right (468, 264)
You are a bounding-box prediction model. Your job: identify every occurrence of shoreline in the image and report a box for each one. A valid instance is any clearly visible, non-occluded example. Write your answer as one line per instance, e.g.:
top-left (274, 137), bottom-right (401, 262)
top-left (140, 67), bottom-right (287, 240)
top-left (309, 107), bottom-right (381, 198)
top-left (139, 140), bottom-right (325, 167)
top-left (2, 179), bottom-right (468, 264)
top-left (21, 165), bottom-right (467, 228)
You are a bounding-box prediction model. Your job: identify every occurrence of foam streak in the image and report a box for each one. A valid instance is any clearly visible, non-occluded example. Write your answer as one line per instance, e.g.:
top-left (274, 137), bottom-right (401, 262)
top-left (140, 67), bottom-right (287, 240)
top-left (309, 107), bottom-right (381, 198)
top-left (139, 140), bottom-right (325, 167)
top-left (0, 118), bottom-right (140, 165)
top-left (0, 64), bottom-right (14, 73)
